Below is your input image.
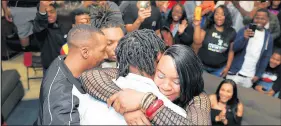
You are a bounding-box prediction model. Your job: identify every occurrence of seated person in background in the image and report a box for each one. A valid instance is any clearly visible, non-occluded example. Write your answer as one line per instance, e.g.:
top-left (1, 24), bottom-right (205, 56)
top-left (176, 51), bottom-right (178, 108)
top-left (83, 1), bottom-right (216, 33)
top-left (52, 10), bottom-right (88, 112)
top-left (209, 79), bottom-right (244, 126)
top-left (61, 6), bottom-right (124, 68)
top-left (123, 1), bottom-right (161, 36)
top-left (81, 43), bottom-right (211, 125)
top-left (226, 9), bottom-right (273, 88)
top-left (163, 3), bottom-right (194, 46)
top-left (60, 8), bottom-right (91, 55)
top-left (255, 48), bottom-right (281, 98)
top-left (193, 5), bottom-right (236, 78)
top-left (36, 25), bottom-right (109, 125)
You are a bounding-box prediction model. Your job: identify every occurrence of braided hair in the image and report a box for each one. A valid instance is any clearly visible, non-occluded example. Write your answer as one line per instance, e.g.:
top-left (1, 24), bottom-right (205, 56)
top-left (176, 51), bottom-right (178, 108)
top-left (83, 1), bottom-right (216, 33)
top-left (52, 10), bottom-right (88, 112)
top-left (116, 29), bottom-right (166, 77)
top-left (89, 4), bottom-right (124, 30)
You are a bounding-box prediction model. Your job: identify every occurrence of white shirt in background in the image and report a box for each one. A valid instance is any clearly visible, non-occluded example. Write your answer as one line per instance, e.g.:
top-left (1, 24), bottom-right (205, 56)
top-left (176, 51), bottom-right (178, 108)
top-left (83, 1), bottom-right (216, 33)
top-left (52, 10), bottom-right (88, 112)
top-left (79, 73), bottom-right (187, 125)
top-left (239, 29), bottom-right (265, 77)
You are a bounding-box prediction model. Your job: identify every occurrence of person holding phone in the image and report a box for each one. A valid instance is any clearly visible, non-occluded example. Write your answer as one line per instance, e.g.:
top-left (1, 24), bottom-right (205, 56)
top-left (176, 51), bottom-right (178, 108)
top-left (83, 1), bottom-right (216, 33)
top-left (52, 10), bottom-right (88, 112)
top-left (123, 1), bottom-right (162, 36)
top-left (226, 8), bottom-right (274, 88)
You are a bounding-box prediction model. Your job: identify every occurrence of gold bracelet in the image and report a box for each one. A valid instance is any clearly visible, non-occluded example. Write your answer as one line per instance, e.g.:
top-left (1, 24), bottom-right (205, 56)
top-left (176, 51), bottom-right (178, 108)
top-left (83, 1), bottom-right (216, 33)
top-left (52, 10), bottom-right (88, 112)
top-left (140, 92), bottom-right (153, 110)
top-left (143, 94), bottom-right (155, 110)
top-left (143, 94), bottom-right (157, 110)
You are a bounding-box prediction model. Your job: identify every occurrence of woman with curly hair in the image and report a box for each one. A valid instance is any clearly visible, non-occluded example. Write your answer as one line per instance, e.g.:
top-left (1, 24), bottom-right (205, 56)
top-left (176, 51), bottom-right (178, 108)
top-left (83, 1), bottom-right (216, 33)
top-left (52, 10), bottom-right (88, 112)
top-left (163, 3), bottom-right (194, 46)
top-left (193, 5), bottom-right (236, 78)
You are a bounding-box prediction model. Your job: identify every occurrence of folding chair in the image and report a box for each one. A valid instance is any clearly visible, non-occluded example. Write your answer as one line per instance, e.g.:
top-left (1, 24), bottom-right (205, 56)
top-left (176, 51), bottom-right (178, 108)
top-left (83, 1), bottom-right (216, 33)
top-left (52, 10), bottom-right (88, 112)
top-left (23, 52), bottom-right (43, 90)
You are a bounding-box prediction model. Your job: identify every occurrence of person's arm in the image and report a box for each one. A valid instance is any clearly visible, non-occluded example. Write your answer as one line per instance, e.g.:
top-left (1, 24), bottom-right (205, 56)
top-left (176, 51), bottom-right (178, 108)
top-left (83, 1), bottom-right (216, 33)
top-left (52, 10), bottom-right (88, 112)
top-left (80, 68), bottom-right (121, 102)
top-left (32, 1), bottom-right (52, 33)
top-left (255, 35), bottom-right (273, 78)
top-left (232, 1), bottom-right (258, 18)
top-left (177, 23), bottom-right (194, 46)
top-left (2, 1), bottom-right (12, 22)
top-left (124, 5), bottom-right (151, 32)
top-left (233, 28), bottom-right (249, 52)
top-left (235, 103), bottom-right (244, 125)
top-left (223, 43), bottom-right (234, 75)
top-left (221, 30), bottom-right (236, 77)
top-left (150, 93), bottom-right (211, 125)
top-left (192, 20), bottom-right (206, 53)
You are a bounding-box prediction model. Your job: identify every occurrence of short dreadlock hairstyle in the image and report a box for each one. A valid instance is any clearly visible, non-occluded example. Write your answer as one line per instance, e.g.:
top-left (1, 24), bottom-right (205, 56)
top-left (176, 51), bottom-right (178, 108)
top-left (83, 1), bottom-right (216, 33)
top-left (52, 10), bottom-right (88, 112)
top-left (116, 29), bottom-right (166, 77)
top-left (70, 8), bottom-right (90, 24)
top-left (89, 5), bottom-right (124, 30)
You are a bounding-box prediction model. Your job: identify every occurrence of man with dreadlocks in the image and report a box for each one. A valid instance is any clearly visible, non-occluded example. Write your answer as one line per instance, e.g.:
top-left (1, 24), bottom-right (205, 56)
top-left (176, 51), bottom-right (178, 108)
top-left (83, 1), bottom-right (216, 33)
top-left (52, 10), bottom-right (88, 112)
top-left (61, 5), bottom-right (124, 68)
top-left (90, 5), bottom-right (124, 68)
top-left (78, 29), bottom-right (186, 125)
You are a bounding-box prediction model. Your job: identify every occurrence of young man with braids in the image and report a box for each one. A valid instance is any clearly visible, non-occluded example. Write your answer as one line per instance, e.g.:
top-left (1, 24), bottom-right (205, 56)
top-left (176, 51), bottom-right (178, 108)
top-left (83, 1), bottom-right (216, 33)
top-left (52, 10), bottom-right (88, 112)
top-left (83, 0), bottom-right (123, 26)
top-left (36, 24), bottom-right (108, 125)
top-left (61, 5), bottom-right (124, 68)
top-left (77, 29), bottom-right (187, 125)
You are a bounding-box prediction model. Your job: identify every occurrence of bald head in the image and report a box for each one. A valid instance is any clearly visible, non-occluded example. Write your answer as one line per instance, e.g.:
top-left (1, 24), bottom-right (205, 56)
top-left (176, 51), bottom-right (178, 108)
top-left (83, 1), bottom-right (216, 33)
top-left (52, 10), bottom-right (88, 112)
top-left (67, 24), bottom-right (104, 48)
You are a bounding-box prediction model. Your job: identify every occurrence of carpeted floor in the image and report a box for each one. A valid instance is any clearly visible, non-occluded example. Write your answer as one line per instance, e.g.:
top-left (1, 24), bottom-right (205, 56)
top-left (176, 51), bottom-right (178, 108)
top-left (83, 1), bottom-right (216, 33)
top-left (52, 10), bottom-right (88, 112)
top-left (6, 99), bottom-right (39, 125)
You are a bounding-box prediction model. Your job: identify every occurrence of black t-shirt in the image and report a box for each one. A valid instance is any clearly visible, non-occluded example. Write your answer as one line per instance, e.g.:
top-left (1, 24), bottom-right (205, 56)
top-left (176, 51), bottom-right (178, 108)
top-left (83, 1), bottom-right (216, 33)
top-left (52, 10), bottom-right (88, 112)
top-left (123, 3), bottom-right (161, 31)
top-left (198, 26), bottom-right (236, 68)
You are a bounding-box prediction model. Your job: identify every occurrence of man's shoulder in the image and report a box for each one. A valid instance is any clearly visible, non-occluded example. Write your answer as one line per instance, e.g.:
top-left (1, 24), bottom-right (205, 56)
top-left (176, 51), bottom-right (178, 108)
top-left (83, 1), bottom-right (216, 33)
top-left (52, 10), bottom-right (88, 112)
top-left (43, 56), bottom-right (69, 85)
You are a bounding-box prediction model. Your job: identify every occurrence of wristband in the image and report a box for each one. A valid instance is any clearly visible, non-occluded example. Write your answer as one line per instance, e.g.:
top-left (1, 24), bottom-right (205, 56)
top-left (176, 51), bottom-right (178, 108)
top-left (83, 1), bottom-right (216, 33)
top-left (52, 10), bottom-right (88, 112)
top-left (145, 99), bottom-right (164, 119)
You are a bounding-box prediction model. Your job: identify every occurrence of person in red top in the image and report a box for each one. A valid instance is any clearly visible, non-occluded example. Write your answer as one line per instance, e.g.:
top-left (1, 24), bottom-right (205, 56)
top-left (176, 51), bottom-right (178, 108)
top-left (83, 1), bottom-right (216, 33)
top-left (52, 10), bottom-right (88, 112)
top-left (167, 1), bottom-right (186, 10)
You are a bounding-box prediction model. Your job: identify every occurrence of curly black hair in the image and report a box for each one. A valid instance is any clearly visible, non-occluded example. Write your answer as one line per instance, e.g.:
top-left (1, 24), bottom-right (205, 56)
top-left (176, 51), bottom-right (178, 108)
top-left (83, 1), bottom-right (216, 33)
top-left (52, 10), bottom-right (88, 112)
top-left (205, 5), bottom-right (233, 30)
top-left (116, 29), bottom-right (166, 77)
top-left (167, 3), bottom-right (188, 25)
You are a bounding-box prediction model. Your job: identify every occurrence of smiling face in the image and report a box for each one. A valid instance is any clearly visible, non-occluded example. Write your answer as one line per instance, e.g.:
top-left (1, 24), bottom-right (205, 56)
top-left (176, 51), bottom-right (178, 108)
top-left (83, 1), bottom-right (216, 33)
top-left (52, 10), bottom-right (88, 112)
top-left (214, 7), bottom-right (225, 27)
top-left (270, 53), bottom-right (281, 68)
top-left (219, 83), bottom-right (233, 103)
top-left (172, 4), bottom-right (183, 22)
top-left (46, 5), bottom-right (57, 24)
top-left (154, 55), bottom-right (181, 101)
top-left (253, 11), bottom-right (269, 29)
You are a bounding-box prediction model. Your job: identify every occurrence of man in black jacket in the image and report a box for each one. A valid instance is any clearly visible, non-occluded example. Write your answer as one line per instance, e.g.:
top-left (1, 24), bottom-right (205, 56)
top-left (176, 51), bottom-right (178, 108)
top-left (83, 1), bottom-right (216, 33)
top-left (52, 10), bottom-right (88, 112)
top-left (36, 24), bottom-right (109, 125)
